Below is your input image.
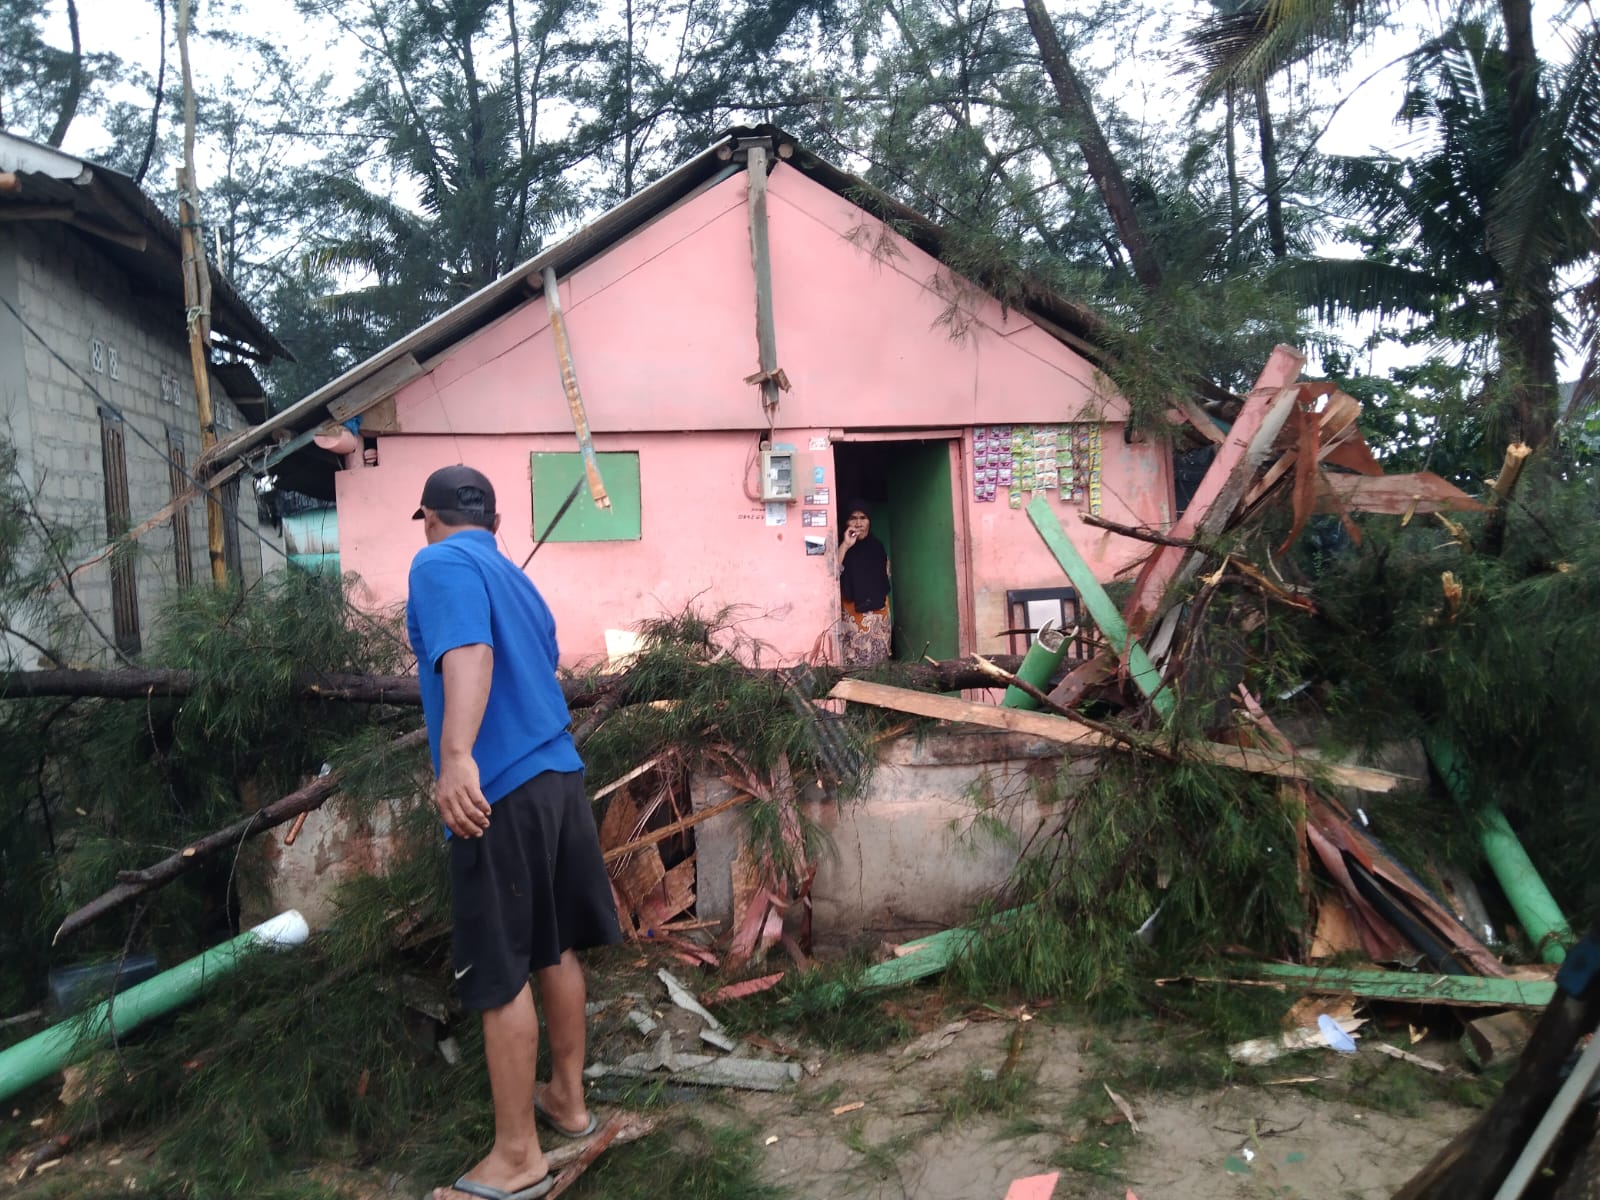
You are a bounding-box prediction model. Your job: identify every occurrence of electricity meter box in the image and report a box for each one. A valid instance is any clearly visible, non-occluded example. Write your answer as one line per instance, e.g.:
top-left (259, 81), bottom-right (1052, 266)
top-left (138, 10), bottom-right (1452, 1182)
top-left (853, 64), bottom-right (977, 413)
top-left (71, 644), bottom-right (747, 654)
top-left (760, 448), bottom-right (796, 501)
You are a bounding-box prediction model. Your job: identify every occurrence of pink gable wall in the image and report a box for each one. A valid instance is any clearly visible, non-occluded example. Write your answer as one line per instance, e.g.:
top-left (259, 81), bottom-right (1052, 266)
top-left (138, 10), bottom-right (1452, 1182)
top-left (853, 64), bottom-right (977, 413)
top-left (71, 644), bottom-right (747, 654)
top-left (335, 162), bottom-right (1171, 667)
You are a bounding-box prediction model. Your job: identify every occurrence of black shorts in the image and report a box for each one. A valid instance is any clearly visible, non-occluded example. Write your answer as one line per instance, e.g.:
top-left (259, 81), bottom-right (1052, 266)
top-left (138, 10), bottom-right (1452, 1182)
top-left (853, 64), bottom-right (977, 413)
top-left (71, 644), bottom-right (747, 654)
top-left (449, 769), bottom-right (623, 1012)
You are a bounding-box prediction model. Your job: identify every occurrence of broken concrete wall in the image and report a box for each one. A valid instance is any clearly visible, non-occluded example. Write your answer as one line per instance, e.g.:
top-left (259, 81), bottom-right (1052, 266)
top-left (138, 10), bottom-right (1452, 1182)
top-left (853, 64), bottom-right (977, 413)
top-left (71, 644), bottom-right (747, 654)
top-left (246, 796), bottom-right (413, 931)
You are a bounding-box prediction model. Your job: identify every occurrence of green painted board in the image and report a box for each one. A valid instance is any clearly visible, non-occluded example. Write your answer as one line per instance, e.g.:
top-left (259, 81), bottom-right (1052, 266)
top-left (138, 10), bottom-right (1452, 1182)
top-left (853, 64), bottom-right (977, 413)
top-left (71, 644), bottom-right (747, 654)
top-left (858, 907), bottom-right (1030, 990)
top-left (859, 926), bottom-right (982, 989)
top-left (531, 452), bottom-right (640, 542)
top-left (1025, 497), bottom-right (1173, 717)
top-left (1232, 962), bottom-right (1557, 1009)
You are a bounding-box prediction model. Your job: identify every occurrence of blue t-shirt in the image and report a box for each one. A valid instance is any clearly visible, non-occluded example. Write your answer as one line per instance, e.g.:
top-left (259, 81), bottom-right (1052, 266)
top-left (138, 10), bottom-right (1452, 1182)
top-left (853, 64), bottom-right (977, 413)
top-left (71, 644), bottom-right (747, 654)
top-left (406, 529), bottom-right (583, 808)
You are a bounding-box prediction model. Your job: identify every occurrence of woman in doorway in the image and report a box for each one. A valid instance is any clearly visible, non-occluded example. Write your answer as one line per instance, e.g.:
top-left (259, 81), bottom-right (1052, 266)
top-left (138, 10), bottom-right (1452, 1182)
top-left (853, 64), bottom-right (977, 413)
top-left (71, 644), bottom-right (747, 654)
top-left (838, 500), bottom-right (891, 666)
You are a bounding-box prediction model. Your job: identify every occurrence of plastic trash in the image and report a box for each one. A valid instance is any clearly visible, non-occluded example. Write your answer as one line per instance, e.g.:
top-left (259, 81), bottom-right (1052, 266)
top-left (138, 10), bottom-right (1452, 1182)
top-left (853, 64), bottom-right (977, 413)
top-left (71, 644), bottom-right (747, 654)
top-left (1319, 1013), bottom-right (1359, 1054)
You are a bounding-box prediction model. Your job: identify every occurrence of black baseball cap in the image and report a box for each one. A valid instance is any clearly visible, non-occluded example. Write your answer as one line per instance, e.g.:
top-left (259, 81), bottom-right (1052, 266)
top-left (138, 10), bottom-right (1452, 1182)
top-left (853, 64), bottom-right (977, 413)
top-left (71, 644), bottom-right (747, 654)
top-left (412, 465), bottom-right (497, 519)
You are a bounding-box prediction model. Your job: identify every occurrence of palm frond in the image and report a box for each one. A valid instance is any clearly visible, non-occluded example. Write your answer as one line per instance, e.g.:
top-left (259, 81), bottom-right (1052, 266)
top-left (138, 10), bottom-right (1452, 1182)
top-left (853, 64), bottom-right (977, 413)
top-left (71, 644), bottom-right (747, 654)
top-left (1487, 26), bottom-right (1600, 287)
top-left (1271, 255), bottom-right (1447, 322)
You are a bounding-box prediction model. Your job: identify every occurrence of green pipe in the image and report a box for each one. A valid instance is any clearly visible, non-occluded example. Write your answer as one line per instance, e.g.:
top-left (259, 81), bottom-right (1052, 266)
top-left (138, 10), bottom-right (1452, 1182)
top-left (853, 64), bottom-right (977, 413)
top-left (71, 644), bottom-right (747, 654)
top-left (1002, 621), bottom-right (1069, 710)
top-left (1427, 738), bottom-right (1572, 964)
top-left (1025, 497), bottom-right (1174, 718)
top-left (0, 911), bottom-right (309, 1103)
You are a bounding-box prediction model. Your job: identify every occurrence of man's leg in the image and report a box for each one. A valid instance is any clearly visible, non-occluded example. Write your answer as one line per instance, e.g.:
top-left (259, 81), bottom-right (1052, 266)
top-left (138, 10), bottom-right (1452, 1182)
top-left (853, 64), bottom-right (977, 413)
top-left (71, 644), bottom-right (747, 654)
top-left (433, 982), bottom-right (548, 1200)
top-left (534, 950), bottom-right (591, 1131)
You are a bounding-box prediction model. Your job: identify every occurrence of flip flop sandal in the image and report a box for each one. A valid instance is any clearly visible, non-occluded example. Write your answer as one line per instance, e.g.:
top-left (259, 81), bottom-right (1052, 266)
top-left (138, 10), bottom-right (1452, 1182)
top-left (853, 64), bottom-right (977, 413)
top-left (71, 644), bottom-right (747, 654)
top-left (444, 1173), bottom-right (555, 1200)
top-left (534, 1095), bottom-right (598, 1139)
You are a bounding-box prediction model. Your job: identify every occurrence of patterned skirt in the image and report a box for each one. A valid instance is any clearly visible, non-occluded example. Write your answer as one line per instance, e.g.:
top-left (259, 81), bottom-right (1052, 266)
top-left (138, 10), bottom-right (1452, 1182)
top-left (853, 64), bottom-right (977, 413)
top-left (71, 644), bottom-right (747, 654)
top-left (840, 598), bottom-right (892, 667)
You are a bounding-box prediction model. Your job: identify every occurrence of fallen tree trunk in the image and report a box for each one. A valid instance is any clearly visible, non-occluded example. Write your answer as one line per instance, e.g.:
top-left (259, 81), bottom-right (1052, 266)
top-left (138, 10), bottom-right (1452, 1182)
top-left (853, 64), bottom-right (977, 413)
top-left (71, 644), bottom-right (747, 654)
top-left (53, 727), bottom-right (428, 944)
top-left (48, 657), bottom-right (1033, 943)
top-left (1, 668), bottom-right (426, 704)
top-left (1, 657), bottom-right (1027, 708)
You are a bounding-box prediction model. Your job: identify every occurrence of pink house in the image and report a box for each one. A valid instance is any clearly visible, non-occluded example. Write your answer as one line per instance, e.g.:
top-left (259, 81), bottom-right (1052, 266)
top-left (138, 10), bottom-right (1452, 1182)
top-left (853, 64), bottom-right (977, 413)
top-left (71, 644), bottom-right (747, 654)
top-left (231, 129), bottom-right (1174, 668)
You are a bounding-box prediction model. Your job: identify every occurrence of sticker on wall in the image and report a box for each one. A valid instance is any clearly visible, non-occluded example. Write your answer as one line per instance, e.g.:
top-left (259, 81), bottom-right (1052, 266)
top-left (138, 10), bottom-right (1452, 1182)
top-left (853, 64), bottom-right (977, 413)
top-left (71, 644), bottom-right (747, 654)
top-left (804, 488), bottom-right (830, 505)
top-left (771, 442), bottom-right (797, 452)
top-left (808, 435), bottom-right (829, 451)
top-left (804, 535), bottom-right (827, 555)
top-left (812, 465), bottom-right (826, 485)
top-left (765, 501), bottom-right (788, 526)
top-left (801, 509), bottom-right (827, 527)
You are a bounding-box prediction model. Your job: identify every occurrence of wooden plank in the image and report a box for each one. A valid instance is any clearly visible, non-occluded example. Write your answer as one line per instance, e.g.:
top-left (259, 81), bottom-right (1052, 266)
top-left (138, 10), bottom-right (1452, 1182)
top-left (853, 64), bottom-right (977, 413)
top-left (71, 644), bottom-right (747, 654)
top-left (1222, 963), bottom-right (1556, 1009)
top-left (745, 143), bottom-right (782, 417)
top-left (325, 353), bottom-right (423, 424)
top-left (829, 678), bottom-right (1416, 793)
top-left (1123, 346), bottom-right (1305, 637)
top-left (1025, 497), bottom-right (1174, 718)
top-left (601, 788), bottom-right (755, 864)
top-left (541, 267), bottom-right (610, 510)
top-left (358, 395), bottom-right (400, 434)
top-left (1317, 471), bottom-right (1488, 515)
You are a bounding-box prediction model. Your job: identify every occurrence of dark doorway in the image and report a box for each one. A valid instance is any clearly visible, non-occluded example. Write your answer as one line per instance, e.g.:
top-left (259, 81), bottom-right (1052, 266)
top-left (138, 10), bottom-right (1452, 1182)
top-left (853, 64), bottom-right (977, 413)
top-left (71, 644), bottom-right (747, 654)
top-left (832, 439), bottom-right (960, 662)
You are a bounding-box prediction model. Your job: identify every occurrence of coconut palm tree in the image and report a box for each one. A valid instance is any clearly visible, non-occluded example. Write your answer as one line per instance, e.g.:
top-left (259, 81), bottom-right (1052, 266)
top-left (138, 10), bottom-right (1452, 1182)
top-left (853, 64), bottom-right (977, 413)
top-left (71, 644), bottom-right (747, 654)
top-left (1278, 17), bottom-right (1598, 451)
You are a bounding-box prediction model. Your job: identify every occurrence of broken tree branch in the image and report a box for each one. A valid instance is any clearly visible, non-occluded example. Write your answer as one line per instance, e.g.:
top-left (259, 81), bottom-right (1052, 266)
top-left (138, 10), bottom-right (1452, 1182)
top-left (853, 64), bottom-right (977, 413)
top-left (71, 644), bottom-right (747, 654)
top-left (968, 654), bottom-right (1174, 761)
top-left (53, 727), bottom-right (428, 943)
top-left (1079, 514), bottom-right (1218, 553)
top-left (1, 668), bottom-right (426, 704)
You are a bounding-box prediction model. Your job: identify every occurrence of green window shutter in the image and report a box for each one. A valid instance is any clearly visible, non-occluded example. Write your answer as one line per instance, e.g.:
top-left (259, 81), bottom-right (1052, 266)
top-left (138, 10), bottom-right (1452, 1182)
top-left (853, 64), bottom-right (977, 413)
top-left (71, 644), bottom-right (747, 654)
top-left (530, 452), bottom-right (642, 542)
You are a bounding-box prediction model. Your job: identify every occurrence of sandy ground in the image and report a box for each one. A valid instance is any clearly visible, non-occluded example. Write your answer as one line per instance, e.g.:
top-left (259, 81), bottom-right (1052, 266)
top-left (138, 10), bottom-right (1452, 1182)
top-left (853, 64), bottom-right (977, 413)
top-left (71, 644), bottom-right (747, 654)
top-left (6, 1000), bottom-right (1475, 1200)
top-left (722, 1015), bottom-right (1470, 1200)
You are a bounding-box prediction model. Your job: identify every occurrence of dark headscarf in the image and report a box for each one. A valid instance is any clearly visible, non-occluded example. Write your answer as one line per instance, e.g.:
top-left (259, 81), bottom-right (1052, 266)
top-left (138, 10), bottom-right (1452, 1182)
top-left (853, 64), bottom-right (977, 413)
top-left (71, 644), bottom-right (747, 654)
top-left (839, 500), bottom-right (890, 613)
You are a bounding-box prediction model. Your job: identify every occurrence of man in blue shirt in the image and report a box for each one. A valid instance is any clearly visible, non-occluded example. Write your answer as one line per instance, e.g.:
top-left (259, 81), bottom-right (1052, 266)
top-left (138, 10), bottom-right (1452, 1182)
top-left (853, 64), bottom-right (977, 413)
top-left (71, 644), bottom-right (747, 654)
top-left (408, 465), bottom-right (620, 1200)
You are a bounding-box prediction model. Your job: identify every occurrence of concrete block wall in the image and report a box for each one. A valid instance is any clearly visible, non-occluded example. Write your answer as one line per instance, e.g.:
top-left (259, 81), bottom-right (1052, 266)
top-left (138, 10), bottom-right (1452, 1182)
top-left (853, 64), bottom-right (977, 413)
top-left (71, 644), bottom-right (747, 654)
top-left (1, 224), bottom-right (268, 662)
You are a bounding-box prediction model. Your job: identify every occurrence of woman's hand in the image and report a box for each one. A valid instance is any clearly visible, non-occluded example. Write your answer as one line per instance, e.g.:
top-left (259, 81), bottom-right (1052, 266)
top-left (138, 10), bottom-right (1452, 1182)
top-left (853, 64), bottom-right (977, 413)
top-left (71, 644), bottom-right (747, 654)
top-left (842, 528), bottom-right (860, 550)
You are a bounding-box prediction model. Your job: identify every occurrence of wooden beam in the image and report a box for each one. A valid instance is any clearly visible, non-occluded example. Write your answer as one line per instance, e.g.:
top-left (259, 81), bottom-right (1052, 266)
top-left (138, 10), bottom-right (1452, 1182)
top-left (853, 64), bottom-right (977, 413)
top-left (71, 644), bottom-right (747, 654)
top-left (324, 353), bottom-right (423, 425)
top-left (745, 142), bottom-right (781, 417)
top-left (358, 395), bottom-right (400, 434)
top-left (0, 206), bottom-right (148, 250)
top-left (1122, 346), bottom-right (1305, 638)
top-left (829, 678), bottom-right (1417, 792)
top-left (602, 789), bottom-right (756, 864)
top-left (1025, 497), bottom-right (1174, 717)
top-left (541, 267), bottom-right (610, 510)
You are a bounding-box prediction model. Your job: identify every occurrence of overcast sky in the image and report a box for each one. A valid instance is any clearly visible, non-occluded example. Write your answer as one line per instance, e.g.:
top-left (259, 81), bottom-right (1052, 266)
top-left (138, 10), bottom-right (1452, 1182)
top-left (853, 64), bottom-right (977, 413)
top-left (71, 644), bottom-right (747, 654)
top-left (32, 0), bottom-right (1589, 378)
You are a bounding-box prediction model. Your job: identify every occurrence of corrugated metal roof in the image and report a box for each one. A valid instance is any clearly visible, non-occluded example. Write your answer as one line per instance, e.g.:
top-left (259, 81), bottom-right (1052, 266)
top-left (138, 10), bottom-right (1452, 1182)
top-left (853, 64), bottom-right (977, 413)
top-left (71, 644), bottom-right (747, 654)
top-left (0, 131), bottom-right (289, 362)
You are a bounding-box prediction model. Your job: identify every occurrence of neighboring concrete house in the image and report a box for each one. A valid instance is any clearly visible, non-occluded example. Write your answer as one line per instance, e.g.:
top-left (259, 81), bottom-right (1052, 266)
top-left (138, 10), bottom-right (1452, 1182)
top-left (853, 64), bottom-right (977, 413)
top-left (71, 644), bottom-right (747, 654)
top-left (218, 127), bottom-right (1179, 668)
top-left (0, 132), bottom-right (288, 660)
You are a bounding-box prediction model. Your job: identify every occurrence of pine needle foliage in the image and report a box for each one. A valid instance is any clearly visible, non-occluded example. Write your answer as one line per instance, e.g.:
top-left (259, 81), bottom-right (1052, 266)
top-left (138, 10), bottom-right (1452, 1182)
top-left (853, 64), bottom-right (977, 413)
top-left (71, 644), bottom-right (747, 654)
top-left (1307, 463), bottom-right (1600, 920)
top-left (1, 571), bottom-right (422, 1013)
top-left (952, 754), bottom-right (1302, 1016)
top-left (59, 835), bottom-right (458, 1198)
top-left (577, 606), bottom-right (892, 865)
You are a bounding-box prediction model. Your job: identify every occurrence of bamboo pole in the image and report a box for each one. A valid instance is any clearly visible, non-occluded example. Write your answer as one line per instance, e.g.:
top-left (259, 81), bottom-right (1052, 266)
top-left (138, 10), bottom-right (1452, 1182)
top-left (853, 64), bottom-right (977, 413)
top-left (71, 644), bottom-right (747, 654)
top-left (175, 0), bottom-right (225, 586)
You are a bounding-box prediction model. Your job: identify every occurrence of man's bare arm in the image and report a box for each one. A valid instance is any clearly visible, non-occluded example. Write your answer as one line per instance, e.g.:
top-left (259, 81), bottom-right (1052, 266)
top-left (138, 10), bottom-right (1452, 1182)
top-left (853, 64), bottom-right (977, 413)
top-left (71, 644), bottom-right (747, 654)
top-left (436, 643), bottom-right (494, 837)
